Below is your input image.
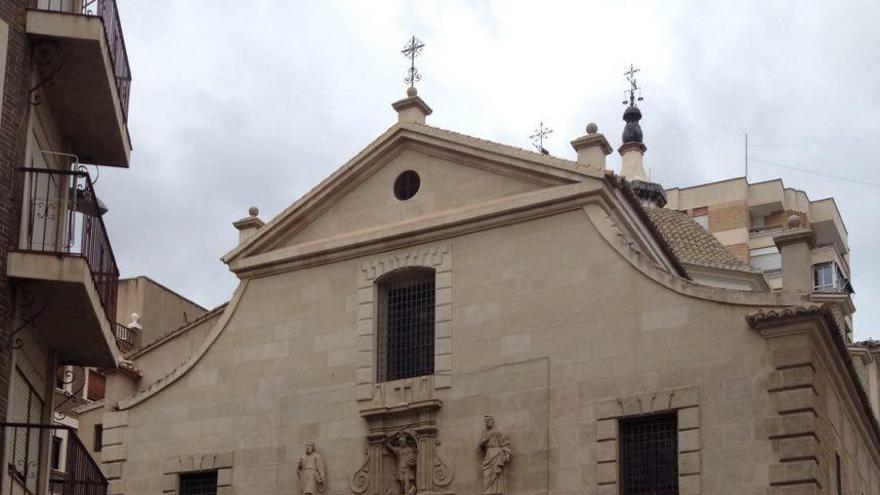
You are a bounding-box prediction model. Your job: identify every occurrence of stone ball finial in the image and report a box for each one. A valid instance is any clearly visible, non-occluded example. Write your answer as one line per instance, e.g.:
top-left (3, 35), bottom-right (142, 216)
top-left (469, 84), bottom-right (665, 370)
top-left (586, 122), bottom-right (598, 134)
top-left (248, 206), bottom-right (259, 217)
top-left (406, 86), bottom-right (418, 98)
top-left (128, 312), bottom-right (142, 329)
top-left (786, 214), bottom-right (801, 229)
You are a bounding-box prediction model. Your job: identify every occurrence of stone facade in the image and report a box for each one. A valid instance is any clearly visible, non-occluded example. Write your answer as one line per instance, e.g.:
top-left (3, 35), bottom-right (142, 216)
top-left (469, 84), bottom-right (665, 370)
top-left (92, 101), bottom-right (880, 495)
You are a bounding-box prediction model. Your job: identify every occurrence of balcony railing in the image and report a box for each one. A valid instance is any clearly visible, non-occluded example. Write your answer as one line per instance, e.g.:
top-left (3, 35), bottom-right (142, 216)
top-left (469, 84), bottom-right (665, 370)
top-left (113, 322), bottom-right (141, 353)
top-left (18, 167), bottom-right (119, 324)
top-left (2, 422), bottom-right (108, 495)
top-left (32, 0), bottom-right (132, 121)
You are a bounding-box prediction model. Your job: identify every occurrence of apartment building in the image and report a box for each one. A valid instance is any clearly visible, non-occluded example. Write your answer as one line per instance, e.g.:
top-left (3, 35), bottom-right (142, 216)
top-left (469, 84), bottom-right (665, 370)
top-left (0, 1), bottom-right (132, 494)
top-left (666, 177), bottom-right (855, 339)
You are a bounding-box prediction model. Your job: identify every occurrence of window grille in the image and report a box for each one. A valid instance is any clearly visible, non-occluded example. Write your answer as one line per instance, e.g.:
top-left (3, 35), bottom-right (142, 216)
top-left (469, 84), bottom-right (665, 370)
top-left (179, 471), bottom-right (218, 495)
top-left (620, 413), bottom-right (678, 495)
top-left (377, 268), bottom-right (435, 382)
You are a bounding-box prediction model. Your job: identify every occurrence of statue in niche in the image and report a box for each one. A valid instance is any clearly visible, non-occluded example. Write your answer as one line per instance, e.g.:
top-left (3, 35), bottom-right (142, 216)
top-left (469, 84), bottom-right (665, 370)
top-left (385, 430), bottom-right (418, 495)
top-left (297, 441), bottom-right (327, 495)
top-left (479, 415), bottom-right (512, 495)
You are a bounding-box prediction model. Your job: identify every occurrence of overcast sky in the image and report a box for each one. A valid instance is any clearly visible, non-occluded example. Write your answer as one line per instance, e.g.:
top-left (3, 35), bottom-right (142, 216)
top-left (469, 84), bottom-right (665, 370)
top-left (97, 1), bottom-right (880, 339)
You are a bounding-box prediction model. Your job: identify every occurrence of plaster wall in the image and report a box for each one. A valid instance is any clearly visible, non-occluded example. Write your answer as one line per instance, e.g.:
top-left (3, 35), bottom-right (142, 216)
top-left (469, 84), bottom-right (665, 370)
top-left (112, 209), bottom-right (781, 495)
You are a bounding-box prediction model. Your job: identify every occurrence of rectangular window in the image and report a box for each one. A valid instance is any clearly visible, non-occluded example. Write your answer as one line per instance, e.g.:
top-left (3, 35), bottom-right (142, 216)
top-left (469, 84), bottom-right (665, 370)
top-left (814, 262), bottom-right (838, 291)
top-left (94, 424), bottom-right (104, 453)
top-left (7, 368), bottom-right (44, 493)
top-left (691, 207), bottom-right (709, 230)
top-left (179, 471), bottom-right (218, 495)
top-left (835, 452), bottom-right (842, 495)
top-left (750, 246), bottom-right (781, 272)
top-left (620, 413), bottom-right (678, 495)
top-left (377, 268), bottom-right (435, 382)
top-left (87, 370), bottom-right (106, 401)
top-left (51, 436), bottom-right (63, 470)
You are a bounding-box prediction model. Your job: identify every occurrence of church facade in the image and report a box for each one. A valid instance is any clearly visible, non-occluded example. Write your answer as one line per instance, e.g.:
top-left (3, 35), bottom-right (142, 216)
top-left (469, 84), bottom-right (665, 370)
top-left (92, 90), bottom-right (877, 495)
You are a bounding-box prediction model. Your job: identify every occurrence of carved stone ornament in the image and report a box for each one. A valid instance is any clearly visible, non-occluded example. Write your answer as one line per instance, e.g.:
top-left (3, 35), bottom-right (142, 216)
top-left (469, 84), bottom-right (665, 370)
top-left (350, 448), bottom-right (371, 494)
top-left (479, 415), bottom-right (512, 495)
top-left (297, 441), bottom-right (327, 495)
top-left (350, 424), bottom-right (454, 495)
top-left (431, 439), bottom-right (453, 488)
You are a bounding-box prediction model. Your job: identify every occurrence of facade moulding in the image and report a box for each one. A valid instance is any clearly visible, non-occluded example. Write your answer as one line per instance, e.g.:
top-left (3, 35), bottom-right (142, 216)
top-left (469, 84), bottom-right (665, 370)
top-left (115, 280), bottom-right (250, 410)
top-left (749, 304), bottom-right (880, 478)
top-left (222, 123), bottom-right (600, 265)
top-left (594, 386), bottom-right (702, 495)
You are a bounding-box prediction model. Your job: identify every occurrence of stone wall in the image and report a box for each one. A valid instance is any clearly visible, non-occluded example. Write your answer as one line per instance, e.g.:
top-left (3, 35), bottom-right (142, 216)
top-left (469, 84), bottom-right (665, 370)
top-left (108, 209), bottom-right (784, 495)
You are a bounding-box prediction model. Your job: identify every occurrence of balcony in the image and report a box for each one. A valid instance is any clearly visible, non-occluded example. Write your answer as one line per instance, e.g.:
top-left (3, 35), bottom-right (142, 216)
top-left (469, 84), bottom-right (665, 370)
top-left (26, 0), bottom-right (132, 167)
top-left (7, 168), bottom-right (119, 368)
top-left (113, 321), bottom-right (141, 353)
top-left (2, 422), bottom-right (108, 495)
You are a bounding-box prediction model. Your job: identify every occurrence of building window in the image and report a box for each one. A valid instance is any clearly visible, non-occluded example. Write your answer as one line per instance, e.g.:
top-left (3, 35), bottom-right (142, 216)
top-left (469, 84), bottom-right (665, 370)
top-left (376, 267), bottom-right (435, 382)
top-left (393, 170), bottom-right (421, 200)
top-left (835, 452), bottom-right (842, 495)
top-left (94, 424), bottom-right (103, 453)
top-left (813, 262), bottom-right (849, 293)
top-left (691, 206), bottom-right (709, 230)
top-left (620, 413), bottom-right (678, 495)
top-left (87, 370), bottom-right (106, 401)
top-left (750, 246), bottom-right (782, 273)
top-left (51, 436), bottom-right (63, 471)
top-left (179, 471), bottom-right (218, 495)
top-left (8, 368), bottom-right (44, 493)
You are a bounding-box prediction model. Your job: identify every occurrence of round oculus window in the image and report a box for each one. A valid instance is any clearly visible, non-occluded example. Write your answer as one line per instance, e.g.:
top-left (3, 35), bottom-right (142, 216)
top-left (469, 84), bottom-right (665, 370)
top-left (393, 170), bottom-right (421, 200)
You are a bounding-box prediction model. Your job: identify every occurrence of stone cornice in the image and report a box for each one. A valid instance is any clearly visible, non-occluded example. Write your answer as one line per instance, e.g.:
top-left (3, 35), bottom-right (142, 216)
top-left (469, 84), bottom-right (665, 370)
top-left (228, 180), bottom-right (609, 278)
top-left (223, 123), bottom-right (597, 265)
top-left (116, 280), bottom-right (250, 410)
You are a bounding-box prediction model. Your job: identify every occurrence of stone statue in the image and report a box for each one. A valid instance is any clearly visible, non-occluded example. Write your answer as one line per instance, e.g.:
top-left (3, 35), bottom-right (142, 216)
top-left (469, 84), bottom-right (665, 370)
top-left (385, 431), bottom-right (418, 495)
top-left (479, 415), bottom-right (512, 495)
top-left (297, 441), bottom-right (326, 495)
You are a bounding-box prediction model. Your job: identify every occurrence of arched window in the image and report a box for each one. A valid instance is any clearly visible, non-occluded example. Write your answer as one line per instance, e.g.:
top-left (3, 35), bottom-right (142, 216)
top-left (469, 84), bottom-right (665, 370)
top-left (376, 267), bottom-right (435, 382)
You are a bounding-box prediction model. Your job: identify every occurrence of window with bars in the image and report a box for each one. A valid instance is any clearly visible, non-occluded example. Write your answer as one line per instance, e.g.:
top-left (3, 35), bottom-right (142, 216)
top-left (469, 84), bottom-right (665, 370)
top-left (620, 413), bottom-right (678, 495)
top-left (376, 267), bottom-right (435, 382)
top-left (179, 471), bottom-right (218, 495)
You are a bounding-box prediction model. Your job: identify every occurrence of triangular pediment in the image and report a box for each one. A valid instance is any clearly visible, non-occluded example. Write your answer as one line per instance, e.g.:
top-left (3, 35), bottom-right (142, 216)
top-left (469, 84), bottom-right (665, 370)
top-left (223, 123), bottom-right (599, 265)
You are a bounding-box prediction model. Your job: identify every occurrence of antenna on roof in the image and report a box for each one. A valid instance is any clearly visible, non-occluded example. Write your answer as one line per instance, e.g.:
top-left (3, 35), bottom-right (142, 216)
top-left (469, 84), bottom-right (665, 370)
top-left (530, 121), bottom-right (553, 155)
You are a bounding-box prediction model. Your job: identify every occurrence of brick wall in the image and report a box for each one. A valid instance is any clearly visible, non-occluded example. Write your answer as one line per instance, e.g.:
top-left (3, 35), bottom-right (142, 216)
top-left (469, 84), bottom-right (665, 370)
top-left (707, 203), bottom-right (749, 233)
top-left (0, 0), bottom-right (32, 464)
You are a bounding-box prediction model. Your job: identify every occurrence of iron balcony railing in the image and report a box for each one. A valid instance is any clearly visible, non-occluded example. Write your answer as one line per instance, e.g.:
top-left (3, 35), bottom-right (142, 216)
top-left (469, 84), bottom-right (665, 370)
top-left (113, 322), bottom-right (141, 353)
top-left (32, 0), bottom-right (132, 121)
top-left (2, 422), bottom-right (108, 495)
top-left (18, 167), bottom-right (119, 325)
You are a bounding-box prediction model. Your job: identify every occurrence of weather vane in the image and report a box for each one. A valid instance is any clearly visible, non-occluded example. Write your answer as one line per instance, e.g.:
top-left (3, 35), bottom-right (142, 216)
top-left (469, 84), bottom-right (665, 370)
top-left (530, 121), bottom-right (553, 155)
top-left (402, 36), bottom-right (425, 89)
top-left (622, 64), bottom-right (644, 107)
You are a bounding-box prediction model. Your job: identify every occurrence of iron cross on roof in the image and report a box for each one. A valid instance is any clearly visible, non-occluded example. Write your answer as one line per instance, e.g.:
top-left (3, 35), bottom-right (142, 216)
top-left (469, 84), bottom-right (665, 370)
top-left (623, 63), bottom-right (644, 107)
top-left (401, 36), bottom-right (425, 88)
top-left (530, 122), bottom-right (553, 155)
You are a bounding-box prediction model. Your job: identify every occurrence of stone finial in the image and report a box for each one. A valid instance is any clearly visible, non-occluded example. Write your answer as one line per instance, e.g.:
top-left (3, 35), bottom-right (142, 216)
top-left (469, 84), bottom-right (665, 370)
top-left (571, 122), bottom-right (612, 172)
top-left (786, 214), bottom-right (802, 229)
top-left (128, 313), bottom-right (142, 329)
top-left (233, 207), bottom-right (265, 244)
top-left (392, 92), bottom-right (432, 125)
